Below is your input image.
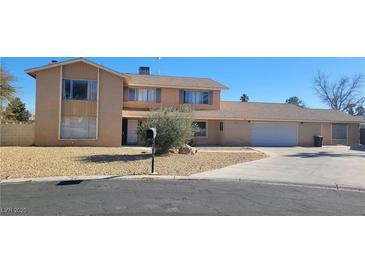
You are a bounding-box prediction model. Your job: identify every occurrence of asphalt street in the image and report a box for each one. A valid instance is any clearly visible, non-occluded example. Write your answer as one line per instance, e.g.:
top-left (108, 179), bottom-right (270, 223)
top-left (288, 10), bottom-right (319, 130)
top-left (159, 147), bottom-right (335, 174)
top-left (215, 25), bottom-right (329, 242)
top-left (1, 178), bottom-right (365, 216)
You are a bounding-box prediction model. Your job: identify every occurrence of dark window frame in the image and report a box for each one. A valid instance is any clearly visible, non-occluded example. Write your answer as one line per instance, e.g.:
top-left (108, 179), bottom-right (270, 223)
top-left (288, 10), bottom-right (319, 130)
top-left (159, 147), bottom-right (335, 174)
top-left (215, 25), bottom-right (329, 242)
top-left (194, 121), bottom-right (207, 137)
top-left (332, 124), bottom-right (347, 140)
top-left (183, 90), bottom-right (210, 104)
top-left (62, 79), bottom-right (97, 101)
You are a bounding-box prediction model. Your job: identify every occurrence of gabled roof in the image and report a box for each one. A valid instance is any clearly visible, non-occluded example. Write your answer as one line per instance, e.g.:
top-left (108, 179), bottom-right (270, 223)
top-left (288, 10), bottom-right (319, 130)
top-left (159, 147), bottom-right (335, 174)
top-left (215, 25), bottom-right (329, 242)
top-left (122, 101), bottom-right (363, 123)
top-left (25, 57), bottom-right (128, 79)
top-left (25, 58), bottom-right (228, 90)
top-left (124, 73), bottom-right (228, 90)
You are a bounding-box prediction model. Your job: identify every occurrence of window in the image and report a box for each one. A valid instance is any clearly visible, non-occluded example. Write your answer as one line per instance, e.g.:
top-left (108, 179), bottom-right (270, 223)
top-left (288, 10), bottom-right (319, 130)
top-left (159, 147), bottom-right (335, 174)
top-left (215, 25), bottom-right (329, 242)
top-left (183, 90), bottom-right (209, 104)
top-left (128, 88), bottom-right (157, 102)
top-left (332, 124), bottom-right (347, 140)
top-left (219, 122), bottom-right (224, 132)
top-left (61, 117), bottom-right (96, 139)
top-left (194, 121), bottom-right (207, 137)
top-left (62, 79), bottom-right (97, 101)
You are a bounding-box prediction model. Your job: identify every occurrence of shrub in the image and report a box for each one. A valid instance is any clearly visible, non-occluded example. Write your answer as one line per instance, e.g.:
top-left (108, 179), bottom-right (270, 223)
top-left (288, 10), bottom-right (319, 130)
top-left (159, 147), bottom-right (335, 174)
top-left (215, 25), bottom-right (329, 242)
top-left (137, 106), bottom-right (196, 154)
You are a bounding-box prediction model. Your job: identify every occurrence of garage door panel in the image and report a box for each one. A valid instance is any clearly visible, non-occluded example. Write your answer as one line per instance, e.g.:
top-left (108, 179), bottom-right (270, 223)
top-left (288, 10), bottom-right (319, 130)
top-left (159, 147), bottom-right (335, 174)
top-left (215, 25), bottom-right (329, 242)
top-left (251, 122), bottom-right (298, 146)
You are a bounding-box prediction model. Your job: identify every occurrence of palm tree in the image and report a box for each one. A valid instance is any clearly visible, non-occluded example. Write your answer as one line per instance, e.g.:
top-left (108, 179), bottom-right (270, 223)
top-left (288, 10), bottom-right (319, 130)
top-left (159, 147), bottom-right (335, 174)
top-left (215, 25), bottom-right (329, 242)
top-left (240, 93), bottom-right (249, 102)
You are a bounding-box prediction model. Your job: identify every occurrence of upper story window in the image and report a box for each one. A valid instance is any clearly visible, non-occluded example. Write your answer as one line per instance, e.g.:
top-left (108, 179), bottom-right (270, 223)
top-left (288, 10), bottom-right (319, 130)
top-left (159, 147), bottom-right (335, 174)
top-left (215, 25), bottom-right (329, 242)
top-left (62, 79), bottom-right (97, 101)
top-left (182, 90), bottom-right (210, 104)
top-left (128, 88), bottom-right (158, 102)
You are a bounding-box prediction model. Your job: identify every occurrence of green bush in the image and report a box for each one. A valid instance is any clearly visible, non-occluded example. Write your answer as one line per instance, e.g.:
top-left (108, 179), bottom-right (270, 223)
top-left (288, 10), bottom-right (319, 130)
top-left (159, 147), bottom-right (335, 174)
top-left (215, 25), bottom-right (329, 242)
top-left (137, 106), bottom-right (196, 154)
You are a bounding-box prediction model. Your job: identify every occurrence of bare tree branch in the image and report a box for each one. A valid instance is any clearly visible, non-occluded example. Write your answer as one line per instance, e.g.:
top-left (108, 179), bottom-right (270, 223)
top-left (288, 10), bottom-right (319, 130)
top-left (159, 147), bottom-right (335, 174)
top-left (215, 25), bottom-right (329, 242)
top-left (313, 72), bottom-right (365, 115)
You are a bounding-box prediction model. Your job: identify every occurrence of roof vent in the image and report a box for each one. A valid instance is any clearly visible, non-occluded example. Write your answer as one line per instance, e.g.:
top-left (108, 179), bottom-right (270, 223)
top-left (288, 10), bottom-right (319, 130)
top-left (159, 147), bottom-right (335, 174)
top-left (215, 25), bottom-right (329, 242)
top-left (139, 66), bottom-right (150, 75)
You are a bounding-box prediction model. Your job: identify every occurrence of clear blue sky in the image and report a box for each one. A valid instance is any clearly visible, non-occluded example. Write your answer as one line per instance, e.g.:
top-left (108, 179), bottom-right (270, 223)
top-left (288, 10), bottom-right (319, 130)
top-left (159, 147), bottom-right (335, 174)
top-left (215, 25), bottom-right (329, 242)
top-left (2, 57), bottom-right (364, 113)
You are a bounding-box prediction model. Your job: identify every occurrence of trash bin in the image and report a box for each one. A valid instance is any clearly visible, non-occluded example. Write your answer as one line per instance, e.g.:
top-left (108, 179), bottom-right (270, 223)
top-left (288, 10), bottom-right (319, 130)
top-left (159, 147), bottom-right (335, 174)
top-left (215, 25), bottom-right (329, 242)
top-left (313, 135), bottom-right (323, 147)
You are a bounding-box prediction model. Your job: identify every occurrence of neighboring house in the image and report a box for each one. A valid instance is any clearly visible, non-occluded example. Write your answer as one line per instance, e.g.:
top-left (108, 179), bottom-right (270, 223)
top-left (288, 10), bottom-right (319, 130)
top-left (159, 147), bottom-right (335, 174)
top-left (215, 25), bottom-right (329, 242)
top-left (26, 58), bottom-right (362, 147)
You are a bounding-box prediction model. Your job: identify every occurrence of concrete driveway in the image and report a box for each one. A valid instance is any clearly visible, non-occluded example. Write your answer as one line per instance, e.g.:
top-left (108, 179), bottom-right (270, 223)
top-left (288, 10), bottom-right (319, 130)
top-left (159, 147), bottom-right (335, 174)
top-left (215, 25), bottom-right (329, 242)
top-left (191, 146), bottom-right (365, 189)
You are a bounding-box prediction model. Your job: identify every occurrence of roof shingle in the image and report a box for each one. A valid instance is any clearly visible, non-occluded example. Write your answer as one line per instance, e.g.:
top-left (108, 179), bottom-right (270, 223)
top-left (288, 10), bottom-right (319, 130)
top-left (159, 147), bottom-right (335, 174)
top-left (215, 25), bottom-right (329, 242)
top-left (122, 101), bottom-right (363, 123)
top-left (124, 73), bottom-right (228, 90)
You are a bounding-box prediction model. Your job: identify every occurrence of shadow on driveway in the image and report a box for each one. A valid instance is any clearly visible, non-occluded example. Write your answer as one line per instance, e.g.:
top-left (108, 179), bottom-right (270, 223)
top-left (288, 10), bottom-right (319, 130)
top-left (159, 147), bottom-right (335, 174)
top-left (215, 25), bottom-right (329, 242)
top-left (285, 151), bottom-right (365, 158)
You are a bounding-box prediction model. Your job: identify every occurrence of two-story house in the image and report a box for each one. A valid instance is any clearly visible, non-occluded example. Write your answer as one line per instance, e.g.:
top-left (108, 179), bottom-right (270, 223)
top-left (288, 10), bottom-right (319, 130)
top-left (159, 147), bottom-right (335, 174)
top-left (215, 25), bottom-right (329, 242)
top-left (26, 58), bottom-right (361, 147)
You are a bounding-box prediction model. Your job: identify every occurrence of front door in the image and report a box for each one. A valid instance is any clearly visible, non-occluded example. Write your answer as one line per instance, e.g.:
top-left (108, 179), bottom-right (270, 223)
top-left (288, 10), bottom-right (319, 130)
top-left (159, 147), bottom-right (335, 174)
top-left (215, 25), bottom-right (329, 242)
top-left (122, 118), bottom-right (128, 145)
top-left (127, 119), bottom-right (138, 144)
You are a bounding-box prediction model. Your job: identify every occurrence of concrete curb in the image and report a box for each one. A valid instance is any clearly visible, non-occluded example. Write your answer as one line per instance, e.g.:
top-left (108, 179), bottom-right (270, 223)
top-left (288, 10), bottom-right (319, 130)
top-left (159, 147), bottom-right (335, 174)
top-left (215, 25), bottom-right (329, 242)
top-left (1, 174), bottom-right (365, 192)
top-left (0, 175), bottom-right (120, 185)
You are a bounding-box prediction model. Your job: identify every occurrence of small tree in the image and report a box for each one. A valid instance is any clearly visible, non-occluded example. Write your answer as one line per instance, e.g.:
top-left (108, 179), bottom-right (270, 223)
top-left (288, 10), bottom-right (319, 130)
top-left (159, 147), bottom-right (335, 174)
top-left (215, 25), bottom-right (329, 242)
top-left (240, 93), bottom-right (249, 102)
top-left (355, 105), bottom-right (365, 116)
top-left (285, 96), bottom-right (305, 108)
top-left (347, 104), bottom-right (365, 116)
top-left (137, 106), bottom-right (195, 154)
top-left (3, 97), bottom-right (31, 122)
top-left (0, 66), bottom-right (16, 110)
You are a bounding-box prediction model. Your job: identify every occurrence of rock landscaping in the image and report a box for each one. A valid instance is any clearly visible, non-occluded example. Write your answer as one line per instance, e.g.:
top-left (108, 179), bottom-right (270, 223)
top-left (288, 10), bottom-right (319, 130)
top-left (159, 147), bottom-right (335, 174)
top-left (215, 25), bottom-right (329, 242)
top-left (0, 146), bottom-right (266, 180)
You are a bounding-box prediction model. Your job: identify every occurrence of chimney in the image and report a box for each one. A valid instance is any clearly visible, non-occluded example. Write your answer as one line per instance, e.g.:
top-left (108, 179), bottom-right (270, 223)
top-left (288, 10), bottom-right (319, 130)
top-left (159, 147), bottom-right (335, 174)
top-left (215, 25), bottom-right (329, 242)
top-left (138, 66), bottom-right (150, 75)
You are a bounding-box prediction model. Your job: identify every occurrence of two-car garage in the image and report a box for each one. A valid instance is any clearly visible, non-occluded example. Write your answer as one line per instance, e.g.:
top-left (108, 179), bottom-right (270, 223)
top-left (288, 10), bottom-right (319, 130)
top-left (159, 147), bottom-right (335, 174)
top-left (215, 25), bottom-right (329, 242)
top-left (250, 122), bottom-right (298, 146)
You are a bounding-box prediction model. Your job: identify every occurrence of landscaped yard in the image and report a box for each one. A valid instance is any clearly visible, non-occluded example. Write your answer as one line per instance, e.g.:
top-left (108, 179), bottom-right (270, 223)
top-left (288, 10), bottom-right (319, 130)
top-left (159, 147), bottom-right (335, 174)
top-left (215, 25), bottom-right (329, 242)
top-left (0, 146), bottom-right (266, 180)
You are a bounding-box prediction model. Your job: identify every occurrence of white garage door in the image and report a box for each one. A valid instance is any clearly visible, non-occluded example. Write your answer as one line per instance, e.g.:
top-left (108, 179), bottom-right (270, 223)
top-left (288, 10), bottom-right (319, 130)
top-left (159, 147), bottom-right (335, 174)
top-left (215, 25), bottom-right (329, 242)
top-left (250, 122), bottom-right (298, 146)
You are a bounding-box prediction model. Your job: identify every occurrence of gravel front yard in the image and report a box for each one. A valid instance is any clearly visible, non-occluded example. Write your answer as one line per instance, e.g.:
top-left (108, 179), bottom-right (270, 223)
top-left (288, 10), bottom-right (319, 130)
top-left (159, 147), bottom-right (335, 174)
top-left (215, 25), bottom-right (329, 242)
top-left (0, 147), bottom-right (266, 179)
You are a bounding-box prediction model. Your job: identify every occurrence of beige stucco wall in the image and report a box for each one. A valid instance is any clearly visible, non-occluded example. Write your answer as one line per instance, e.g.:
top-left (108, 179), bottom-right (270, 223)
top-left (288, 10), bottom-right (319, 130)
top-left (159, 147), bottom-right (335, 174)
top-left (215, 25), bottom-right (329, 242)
top-left (219, 120), bottom-right (250, 146)
top-left (298, 122), bottom-right (321, 146)
top-left (0, 123), bottom-right (35, 146)
top-left (348, 123), bottom-right (360, 145)
top-left (34, 62), bottom-right (123, 146)
top-left (123, 88), bottom-right (221, 110)
top-left (97, 69), bottom-right (123, 146)
top-left (193, 120), bottom-right (220, 145)
top-left (34, 66), bottom-right (61, 146)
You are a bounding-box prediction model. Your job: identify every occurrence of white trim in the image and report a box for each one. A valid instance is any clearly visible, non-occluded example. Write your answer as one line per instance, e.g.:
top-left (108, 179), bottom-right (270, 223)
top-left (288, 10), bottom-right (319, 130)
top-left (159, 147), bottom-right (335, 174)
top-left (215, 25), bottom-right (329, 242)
top-left (57, 65), bottom-right (63, 139)
top-left (26, 58), bottom-right (128, 80)
top-left (96, 68), bottom-right (100, 140)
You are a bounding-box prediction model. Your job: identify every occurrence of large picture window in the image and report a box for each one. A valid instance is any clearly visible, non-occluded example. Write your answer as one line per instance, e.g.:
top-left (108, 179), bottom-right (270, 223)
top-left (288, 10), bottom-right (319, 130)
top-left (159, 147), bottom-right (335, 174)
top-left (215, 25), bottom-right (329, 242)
top-left (332, 124), bottom-right (347, 140)
top-left (194, 121), bottom-right (207, 137)
top-left (62, 79), bottom-right (97, 101)
top-left (61, 116), bottom-right (96, 139)
top-left (183, 90), bottom-right (209, 104)
top-left (128, 88), bottom-right (157, 102)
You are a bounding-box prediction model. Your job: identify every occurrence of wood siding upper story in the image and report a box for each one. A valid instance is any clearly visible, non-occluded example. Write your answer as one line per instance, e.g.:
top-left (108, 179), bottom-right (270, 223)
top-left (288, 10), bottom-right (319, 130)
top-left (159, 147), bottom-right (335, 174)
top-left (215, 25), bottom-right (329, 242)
top-left (63, 62), bottom-right (98, 80)
top-left (62, 100), bottom-right (97, 117)
top-left (34, 61), bottom-right (124, 146)
top-left (123, 88), bottom-right (221, 110)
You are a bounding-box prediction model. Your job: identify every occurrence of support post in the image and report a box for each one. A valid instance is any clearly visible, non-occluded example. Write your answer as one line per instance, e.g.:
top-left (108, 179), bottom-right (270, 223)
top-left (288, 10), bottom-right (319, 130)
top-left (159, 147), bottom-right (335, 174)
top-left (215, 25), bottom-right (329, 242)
top-left (151, 137), bottom-right (155, 174)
